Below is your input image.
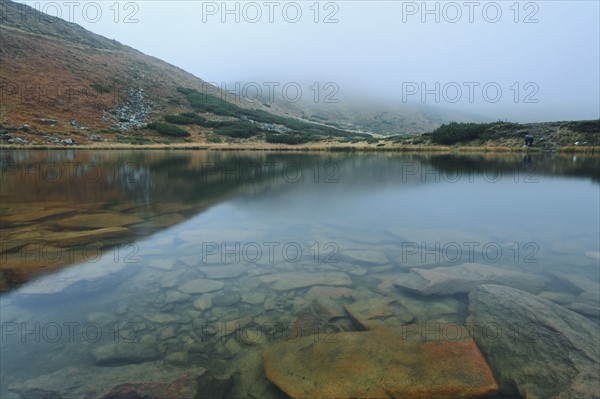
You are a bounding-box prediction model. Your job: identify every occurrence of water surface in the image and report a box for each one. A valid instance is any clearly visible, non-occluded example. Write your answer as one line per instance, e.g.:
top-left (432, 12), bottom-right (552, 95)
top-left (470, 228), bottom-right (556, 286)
top-left (1, 150), bottom-right (599, 398)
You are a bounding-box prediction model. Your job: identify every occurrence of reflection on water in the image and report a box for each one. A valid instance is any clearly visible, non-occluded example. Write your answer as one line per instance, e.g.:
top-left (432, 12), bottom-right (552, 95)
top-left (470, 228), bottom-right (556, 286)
top-left (0, 150), bottom-right (599, 398)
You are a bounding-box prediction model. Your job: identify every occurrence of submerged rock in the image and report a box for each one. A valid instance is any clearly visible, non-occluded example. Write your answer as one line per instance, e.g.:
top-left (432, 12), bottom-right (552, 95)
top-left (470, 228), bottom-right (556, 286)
top-left (147, 258), bottom-right (176, 271)
top-left (259, 272), bottom-right (352, 291)
top-left (50, 226), bottom-right (131, 246)
top-left (341, 249), bottom-right (389, 265)
top-left (178, 279), bottom-right (224, 294)
top-left (164, 290), bottom-right (190, 304)
top-left (55, 213), bottom-right (144, 228)
top-left (565, 302), bottom-right (600, 318)
top-left (261, 329), bottom-right (498, 399)
top-left (91, 335), bottom-right (159, 365)
top-left (2, 207), bottom-right (74, 223)
top-left (290, 311), bottom-right (331, 338)
top-left (143, 313), bottom-right (180, 324)
top-left (193, 294), bottom-right (214, 310)
top-left (164, 351), bottom-right (189, 365)
top-left (393, 263), bottom-right (546, 295)
top-left (199, 264), bottom-right (248, 279)
top-left (212, 290), bottom-right (242, 307)
top-left (8, 363), bottom-right (231, 399)
top-left (305, 286), bottom-right (358, 320)
top-left (468, 284), bottom-right (600, 398)
top-left (551, 271), bottom-right (600, 296)
top-left (241, 291), bottom-right (266, 305)
top-left (344, 295), bottom-right (415, 330)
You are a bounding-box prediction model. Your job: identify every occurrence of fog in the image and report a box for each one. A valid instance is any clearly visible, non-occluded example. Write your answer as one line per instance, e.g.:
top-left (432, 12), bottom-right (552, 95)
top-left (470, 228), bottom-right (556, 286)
top-left (15, 0), bottom-right (600, 122)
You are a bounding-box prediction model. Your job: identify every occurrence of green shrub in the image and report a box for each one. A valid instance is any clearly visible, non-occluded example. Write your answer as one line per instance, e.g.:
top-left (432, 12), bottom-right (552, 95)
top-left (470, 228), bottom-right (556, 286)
top-left (561, 120), bottom-right (600, 134)
top-left (265, 133), bottom-right (315, 144)
top-left (176, 87), bottom-right (373, 140)
top-left (165, 114), bottom-right (198, 125)
top-left (431, 122), bottom-right (493, 145)
top-left (91, 83), bottom-right (112, 93)
top-left (146, 122), bottom-right (190, 137)
top-left (180, 112), bottom-right (198, 118)
top-left (205, 133), bottom-right (221, 143)
top-left (214, 124), bottom-right (262, 138)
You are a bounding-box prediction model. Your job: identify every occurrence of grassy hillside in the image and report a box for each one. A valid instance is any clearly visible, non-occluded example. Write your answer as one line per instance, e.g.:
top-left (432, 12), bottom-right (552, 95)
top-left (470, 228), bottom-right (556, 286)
top-left (145, 87), bottom-right (374, 144)
top-left (1, 0), bottom-right (370, 146)
top-left (392, 120), bottom-right (600, 151)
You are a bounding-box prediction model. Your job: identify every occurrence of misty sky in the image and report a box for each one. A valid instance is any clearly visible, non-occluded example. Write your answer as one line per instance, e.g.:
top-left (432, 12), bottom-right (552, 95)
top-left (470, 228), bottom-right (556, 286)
top-left (16, 0), bottom-right (600, 122)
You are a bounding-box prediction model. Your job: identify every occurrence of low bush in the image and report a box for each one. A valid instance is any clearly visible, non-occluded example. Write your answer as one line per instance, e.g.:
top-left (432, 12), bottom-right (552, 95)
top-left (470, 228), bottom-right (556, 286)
top-left (561, 120), bottom-right (600, 134)
top-left (214, 124), bottom-right (262, 138)
top-left (431, 122), bottom-right (494, 144)
top-left (146, 122), bottom-right (190, 137)
top-left (265, 133), bottom-right (315, 144)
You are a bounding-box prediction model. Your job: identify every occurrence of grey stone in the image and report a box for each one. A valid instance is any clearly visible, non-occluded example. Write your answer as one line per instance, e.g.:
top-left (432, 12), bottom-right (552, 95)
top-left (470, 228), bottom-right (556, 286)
top-left (241, 292), bottom-right (265, 305)
top-left (212, 291), bottom-right (242, 307)
top-left (344, 294), bottom-right (415, 330)
top-left (91, 338), bottom-right (160, 365)
top-left (564, 302), bottom-right (600, 318)
top-left (341, 250), bottom-right (388, 265)
top-left (468, 284), bottom-right (600, 398)
top-left (8, 363), bottom-right (231, 399)
top-left (199, 264), bottom-right (247, 279)
top-left (178, 279), bottom-right (224, 294)
top-left (193, 294), bottom-right (213, 310)
top-left (164, 291), bottom-right (190, 304)
top-left (259, 272), bottom-right (352, 291)
top-left (393, 263), bottom-right (546, 295)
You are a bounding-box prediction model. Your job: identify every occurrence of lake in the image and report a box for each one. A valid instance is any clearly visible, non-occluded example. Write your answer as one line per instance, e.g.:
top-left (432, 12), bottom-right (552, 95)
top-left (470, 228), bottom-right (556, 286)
top-left (1, 150), bottom-right (599, 398)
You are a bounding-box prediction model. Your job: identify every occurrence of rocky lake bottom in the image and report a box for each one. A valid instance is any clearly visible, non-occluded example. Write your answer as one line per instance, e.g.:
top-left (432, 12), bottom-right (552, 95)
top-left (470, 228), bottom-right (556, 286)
top-left (0, 150), bottom-right (599, 398)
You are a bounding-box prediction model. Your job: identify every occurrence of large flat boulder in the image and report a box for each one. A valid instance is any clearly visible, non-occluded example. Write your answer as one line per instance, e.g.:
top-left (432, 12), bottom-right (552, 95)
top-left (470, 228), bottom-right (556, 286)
top-left (261, 329), bottom-right (498, 399)
top-left (468, 284), bottom-right (600, 398)
top-left (393, 263), bottom-right (546, 295)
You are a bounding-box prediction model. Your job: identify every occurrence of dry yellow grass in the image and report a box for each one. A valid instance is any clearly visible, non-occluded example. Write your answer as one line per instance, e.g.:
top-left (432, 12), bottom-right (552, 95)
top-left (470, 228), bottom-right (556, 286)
top-left (2, 142), bottom-right (599, 154)
top-left (557, 146), bottom-right (600, 154)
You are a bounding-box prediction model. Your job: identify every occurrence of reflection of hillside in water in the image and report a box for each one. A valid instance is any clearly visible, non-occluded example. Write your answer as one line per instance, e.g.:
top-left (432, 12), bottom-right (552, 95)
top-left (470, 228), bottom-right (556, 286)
top-left (0, 150), bottom-right (302, 290)
top-left (233, 152), bottom-right (600, 199)
top-left (1, 150), bottom-right (598, 291)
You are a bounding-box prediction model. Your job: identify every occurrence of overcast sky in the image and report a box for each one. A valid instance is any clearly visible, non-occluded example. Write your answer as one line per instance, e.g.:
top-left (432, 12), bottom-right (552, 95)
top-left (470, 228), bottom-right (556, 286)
top-left (17, 0), bottom-right (600, 122)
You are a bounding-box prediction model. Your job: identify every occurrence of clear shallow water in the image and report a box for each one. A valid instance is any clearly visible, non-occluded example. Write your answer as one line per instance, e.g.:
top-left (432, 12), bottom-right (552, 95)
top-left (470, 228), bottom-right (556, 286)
top-left (0, 150), bottom-right (599, 398)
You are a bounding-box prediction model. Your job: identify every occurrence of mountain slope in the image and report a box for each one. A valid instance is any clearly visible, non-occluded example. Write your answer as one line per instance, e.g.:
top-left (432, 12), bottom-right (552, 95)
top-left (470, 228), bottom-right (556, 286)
top-left (268, 94), bottom-right (478, 136)
top-left (0, 0), bottom-right (209, 132)
top-left (0, 0), bottom-right (368, 145)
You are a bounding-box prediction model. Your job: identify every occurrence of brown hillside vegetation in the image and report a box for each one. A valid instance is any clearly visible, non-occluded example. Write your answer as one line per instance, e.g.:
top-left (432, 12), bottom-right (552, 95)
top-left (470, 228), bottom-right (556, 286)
top-left (0, 0), bottom-right (261, 136)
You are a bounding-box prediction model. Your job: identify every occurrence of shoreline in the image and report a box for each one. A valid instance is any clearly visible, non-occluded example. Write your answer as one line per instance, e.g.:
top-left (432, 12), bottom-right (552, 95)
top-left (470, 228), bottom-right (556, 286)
top-left (1, 143), bottom-right (599, 154)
